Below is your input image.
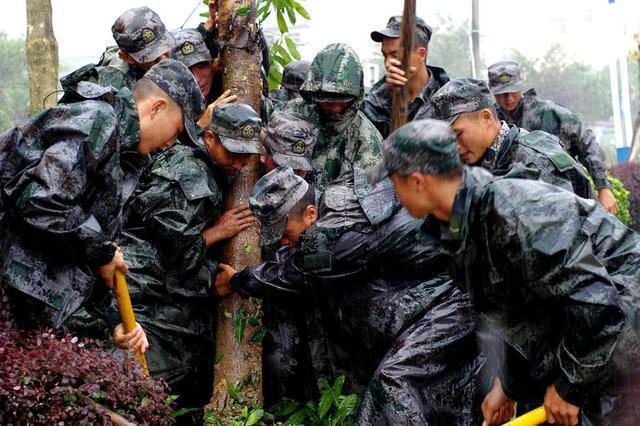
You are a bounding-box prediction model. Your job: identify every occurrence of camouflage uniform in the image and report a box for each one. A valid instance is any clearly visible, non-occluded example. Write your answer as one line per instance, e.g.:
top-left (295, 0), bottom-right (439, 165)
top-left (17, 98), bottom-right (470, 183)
top-left (232, 166), bottom-right (485, 424)
top-left (264, 110), bottom-right (318, 172)
top-left (488, 60), bottom-right (611, 190)
top-left (283, 43), bottom-right (383, 218)
top-left (361, 16), bottom-right (450, 139)
top-left (269, 60), bottom-right (311, 105)
top-left (61, 7), bottom-right (176, 92)
top-left (0, 60), bottom-right (205, 331)
top-left (433, 78), bottom-right (594, 199)
top-left (373, 119), bottom-right (640, 425)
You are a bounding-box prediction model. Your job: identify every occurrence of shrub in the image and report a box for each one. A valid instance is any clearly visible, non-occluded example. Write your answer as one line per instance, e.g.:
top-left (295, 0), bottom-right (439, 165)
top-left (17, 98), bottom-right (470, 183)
top-left (0, 326), bottom-right (174, 425)
top-left (610, 163), bottom-right (640, 231)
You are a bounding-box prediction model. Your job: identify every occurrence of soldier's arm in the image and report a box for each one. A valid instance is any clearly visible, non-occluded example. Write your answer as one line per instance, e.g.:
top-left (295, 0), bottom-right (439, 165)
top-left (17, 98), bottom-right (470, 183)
top-left (489, 197), bottom-right (625, 406)
top-left (562, 115), bottom-right (610, 190)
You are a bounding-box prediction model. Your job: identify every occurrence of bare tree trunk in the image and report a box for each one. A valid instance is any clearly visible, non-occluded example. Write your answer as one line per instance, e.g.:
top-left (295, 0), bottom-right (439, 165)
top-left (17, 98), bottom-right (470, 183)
top-left (391, 0), bottom-right (415, 133)
top-left (206, 0), bottom-right (263, 421)
top-left (26, 0), bottom-right (58, 116)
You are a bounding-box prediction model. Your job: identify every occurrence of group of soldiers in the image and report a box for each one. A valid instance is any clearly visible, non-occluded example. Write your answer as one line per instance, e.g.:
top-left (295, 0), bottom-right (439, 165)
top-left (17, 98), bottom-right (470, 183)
top-left (0, 3), bottom-right (639, 426)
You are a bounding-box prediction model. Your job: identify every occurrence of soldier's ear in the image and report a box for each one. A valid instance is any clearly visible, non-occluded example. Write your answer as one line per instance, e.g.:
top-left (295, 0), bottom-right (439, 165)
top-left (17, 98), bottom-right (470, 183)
top-left (303, 205), bottom-right (318, 226)
top-left (408, 172), bottom-right (427, 192)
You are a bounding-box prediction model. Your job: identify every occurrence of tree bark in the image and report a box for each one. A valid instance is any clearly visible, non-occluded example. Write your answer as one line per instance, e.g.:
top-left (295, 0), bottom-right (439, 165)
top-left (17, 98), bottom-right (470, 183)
top-left (206, 0), bottom-right (263, 421)
top-left (26, 0), bottom-right (59, 116)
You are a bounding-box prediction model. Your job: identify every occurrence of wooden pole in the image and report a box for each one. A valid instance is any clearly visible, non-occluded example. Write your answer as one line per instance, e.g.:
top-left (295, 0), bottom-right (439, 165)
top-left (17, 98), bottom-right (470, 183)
top-left (25, 0), bottom-right (59, 115)
top-left (207, 0), bottom-right (263, 420)
top-left (390, 0), bottom-right (416, 133)
top-left (471, 0), bottom-right (481, 79)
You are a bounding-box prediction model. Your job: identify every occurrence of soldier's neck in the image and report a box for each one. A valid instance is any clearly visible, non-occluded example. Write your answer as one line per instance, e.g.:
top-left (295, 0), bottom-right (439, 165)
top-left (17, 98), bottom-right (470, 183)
top-left (408, 68), bottom-right (429, 102)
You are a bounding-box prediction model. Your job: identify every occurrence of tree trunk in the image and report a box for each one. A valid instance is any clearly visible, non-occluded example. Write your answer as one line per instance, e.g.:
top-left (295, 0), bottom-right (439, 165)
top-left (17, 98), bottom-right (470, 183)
top-left (206, 0), bottom-right (263, 421)
top-left (25, 0), bottom-right (59, 116)
top-left (390, 0), bottom-right (415, 133)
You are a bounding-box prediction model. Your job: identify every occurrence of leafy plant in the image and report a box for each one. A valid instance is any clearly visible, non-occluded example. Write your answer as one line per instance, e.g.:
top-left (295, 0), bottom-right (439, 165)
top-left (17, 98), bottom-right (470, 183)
top-left (610, 162), bottom-right (640, 230)
top-left (0, 326), bottom-right (174, 424)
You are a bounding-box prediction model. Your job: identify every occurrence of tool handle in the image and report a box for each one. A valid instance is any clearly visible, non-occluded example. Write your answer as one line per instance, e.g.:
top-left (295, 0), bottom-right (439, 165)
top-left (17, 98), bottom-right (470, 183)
top-left (114, 271), bottom-right (150, 376)
top-left (503, 407), bottom-right (546, 426)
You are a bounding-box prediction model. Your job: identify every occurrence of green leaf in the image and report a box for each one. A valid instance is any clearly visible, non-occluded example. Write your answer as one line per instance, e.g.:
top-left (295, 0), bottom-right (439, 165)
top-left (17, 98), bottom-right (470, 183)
top-left (164, 394), bottom-right (180, 405)
top-left (244, 244), bottom-right (253, 254)
top-left (241, 405), bottom-right (249, 418)
top-left (172, 407), bottom-right (198, 418)
top-left (140, 396), bottom-right (152, 408)
top-left (274, 43), bottom-right (293, 64)
top-left (199, 12), bottom-right (210, 18)
top-left (234, 307), bottom-right (247, 342)
top-left (246, 408), bottom-right (265, 426)
top-left (286, 6), bottom-right (297, 25)
top-left (276, 11), bottom-right (289, 34)
top-left (236, 6), bottom-right (250, 16)
top-left (202, 0), bottom-right (209, 5)
top-left (285, 36), bottom-right (301, 60)
top-left (285, 409), bottom-right (308, 425)
top-left (204, 411), bottom-right (224, 425)
top-left (226, 382), bottom-right (241, 402)
top-left (318, 390), bottom-right (333, 419)
top-left (293, 2), bottom-right (310, 20)
top-left (249, 326), bottom-right (266, 344)
top-left (332, 375), bottom-right (345, 397)
top-left (91, 390), bottom-right (107, 400)
top-left (269, 398), bottom-right (299, 417)
top-left (214, 353), bottom-right (224, 365)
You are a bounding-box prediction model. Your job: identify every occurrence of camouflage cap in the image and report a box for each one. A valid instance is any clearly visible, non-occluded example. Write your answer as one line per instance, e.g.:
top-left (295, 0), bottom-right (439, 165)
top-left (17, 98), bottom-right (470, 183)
top-left (250, 165), bottom-right (310, 246)
top-left (487, 60), bottom-right (523, 95)
top-left (370, 15), bottom-right (433, 45)
top-left (282, 60), bottom-right (311, 92)
top-left (144, 59), bottom-right (206, 145)
top-left (265, 111), bottom-right (318, 171)
top-left (432, 78), bottom-right (496, 123)
top-left (299, 43), bottom-right (364, 102)
top-left (172, 29), bottom-right (213, 69)
top-left (210, 104), bottom-right (265, 155)
top-left (112, 6), bottom-right (176, 64)
top-left (369, 119), bottom-right (460, 184)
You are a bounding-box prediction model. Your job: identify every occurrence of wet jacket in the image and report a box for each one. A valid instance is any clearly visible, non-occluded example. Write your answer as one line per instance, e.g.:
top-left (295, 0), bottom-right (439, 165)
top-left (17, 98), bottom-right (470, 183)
top-left (61, 46), bottom-right (145, 92)
top-left (498, 88), bottom-right (610, 189)
top-left (118, 142), bottom-right (224, 403)
top-left (440, 166), bottom-right (640, 412)
top-left (486, 125), bottom-right (594, 199)
top-left (0, 83), bottom-right (146, 328)
top-left (361, 65), bottom-right (450, 138)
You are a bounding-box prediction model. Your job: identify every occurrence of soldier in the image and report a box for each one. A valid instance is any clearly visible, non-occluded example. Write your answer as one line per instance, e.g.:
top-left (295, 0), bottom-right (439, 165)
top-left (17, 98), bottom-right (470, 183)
top-left (0, 60), bottom-right (205, 350)
top-left (215, 166), bottom-right (485, 425)
top-left (372, 118), bottom-right (640, 426)
top-left (487, 60), bottom-right (618, 214)
top-left (283, 43), bottom-right (383, 223)
top-left (268, 60), bottom-right (312, 105)
top-left (432, 78), bottom-right (594, 199)
top-left (362, 16), bottom-right (450, 138)
top-left (172, 28), bottom-right (215, 104)
top-left (261, 110), bottom-right (318, 177)
top-left (61, 6), bottom-right (175, 92)
top-left (118, 102), bottom-right (261, 416)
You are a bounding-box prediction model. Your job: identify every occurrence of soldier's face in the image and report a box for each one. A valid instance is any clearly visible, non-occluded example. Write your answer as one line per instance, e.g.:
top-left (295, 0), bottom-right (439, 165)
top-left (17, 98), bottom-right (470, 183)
top-left (205, 131), bottom-right (251, 175)
top-left (280, 206), bottom-right (317, 247)
top-left (451, 111), bottom-right (494, 165)
top-left (137, 98), bottom-right (184, 155)
top-left (494, 91), bottom-right (523, 114)
top-left (381, 38), bottom-right (427, 77)
top-left (190, 61), bottom-right (213, 98)
top-left (315, 101), bottom-right (353, 117)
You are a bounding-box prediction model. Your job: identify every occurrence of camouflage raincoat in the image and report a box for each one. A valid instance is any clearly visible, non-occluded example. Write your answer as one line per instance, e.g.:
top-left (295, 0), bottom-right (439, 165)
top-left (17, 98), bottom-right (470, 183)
top-left (117, 142), bottom-right (224, 408)
top-left (483, 124), bottom-right (594, 199)
top-left (232, 198), bottom-right (485, 424)
top-left (361, 65), bottom-right (450, 138)
top-left (497, 88), bottom-right (611, 190)
top-left (283, 43), bottom-right (383, 196)
top-left (439, 166), bottom-right (640, 424)
top-left (0, 82), bottom-right (147, 329)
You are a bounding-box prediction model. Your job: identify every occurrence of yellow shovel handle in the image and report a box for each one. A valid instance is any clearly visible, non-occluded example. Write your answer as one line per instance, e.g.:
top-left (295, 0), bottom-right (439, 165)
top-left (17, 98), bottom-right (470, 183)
top-left (503, 407), bottom-right (546, 426)
top-left (115, 271), bottom-right (150, 376)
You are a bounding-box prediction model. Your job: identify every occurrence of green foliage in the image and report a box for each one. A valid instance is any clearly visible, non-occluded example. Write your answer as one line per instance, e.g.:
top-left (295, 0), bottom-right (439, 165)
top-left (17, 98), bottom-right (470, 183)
top-left (0, 32), bottom-right (29, 133)
top-left (257, 0), bottom-right (309, 90)
top-left (608, 173), bottom-right (632, 227)
top-left (428, 16), bottom-right (475, 79)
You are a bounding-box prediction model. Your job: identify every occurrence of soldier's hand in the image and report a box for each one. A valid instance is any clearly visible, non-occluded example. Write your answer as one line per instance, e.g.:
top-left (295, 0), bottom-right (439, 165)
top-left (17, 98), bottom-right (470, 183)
top-left (197, 89), bottom-right (237, 128)
top-left (203, 205), bottom-right (259, 247)
top-left (215, 263), bottom-right (236, 296)
top-left (97, 248), bottom-right (128, 289)
top-left (204, 0), bottom-right (218, 32)
top-left (481, 378), bottom-right (515, 426)
top-left (597, 187), bottom-right (618, 215)
top-left (385, 58), bottom-right (417, 88)
top-left (112, 322), bottom-right (149, 354)
top-left (544, 385), bottom-right (579, 426)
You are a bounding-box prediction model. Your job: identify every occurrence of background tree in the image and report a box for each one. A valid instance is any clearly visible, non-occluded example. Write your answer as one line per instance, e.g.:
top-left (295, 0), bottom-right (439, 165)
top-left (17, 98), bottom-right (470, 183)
top-left (0, 33), bottom-right (28, 133)
top-left (428, 16), bottom-right (474, 79)
top-left (25, 0), bottom-right (59, 116)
